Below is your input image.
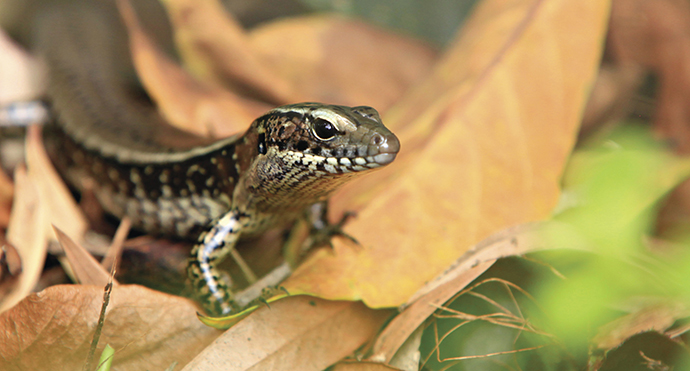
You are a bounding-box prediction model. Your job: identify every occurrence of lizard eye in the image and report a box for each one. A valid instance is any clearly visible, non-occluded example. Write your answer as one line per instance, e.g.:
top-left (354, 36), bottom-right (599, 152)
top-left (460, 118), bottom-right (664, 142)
top-left (313, 119), bottom-right (337, 141)
top-left (257, 133), bottom-right (267, 155)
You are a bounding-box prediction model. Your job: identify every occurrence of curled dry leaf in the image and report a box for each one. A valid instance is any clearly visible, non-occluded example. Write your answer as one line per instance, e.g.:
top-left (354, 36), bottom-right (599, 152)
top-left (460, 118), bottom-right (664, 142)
top-left (592, 331), bottom-right (685, 371)
top-left (0, 166), bottom-right (13, 229)
top-left (283, 0), bottom-right (611, 308)
top-left (25, 126), bottom-right (87, 243)
top-left (0, 166), bottom-right (47, 313)
top-left (52, 226), bottom-right (116, 287)
top-left (160, 0), bottom-right (297, 105)
top-left (0, 284), bottom-right (220, 371)
top-left (593, 302), bottom-right (690, 351)
top-left (116, 0), bottom-right (267, 138)
top-left (182, 296), bottom-right (391, 371)
top-left (249, 15), bottom-right (437, 111)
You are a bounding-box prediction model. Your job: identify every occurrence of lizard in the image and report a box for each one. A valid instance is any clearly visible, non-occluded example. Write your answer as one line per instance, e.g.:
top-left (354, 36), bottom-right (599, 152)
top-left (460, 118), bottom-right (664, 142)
top-left (35, 2), bottom-right (400, 315)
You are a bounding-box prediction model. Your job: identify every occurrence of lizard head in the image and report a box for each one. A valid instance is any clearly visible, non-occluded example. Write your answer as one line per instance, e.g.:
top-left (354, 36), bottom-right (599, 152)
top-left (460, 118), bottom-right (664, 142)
top-left (259, 103), bottom-right (400, 175)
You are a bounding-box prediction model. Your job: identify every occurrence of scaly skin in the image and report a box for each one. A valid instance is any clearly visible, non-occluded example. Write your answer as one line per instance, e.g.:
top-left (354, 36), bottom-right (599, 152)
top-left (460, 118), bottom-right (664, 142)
top-left (37, 4), bottom-right (400, 315)
top-left (187, 103), bottom-right (399, 315)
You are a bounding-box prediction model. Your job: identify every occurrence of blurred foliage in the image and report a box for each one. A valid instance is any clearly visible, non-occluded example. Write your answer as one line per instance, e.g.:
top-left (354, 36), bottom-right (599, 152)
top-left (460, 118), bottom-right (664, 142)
top-left (298, 0), bottom-right (478, 46)
top-left (542, 125), bottom-right (690, 347)
top-left (420, 126), bottom-right (690, 370)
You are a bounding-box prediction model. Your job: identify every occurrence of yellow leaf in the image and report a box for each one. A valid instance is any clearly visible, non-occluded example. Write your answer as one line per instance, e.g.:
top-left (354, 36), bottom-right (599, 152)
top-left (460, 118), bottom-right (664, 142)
top-left (160, 0), bottom-right (296, 105)
top-left (250, 15), bottom-right (437, 111)
top-left (116, 0), bottom-right (266, 137)
top-left (283, 0), bottom-right (611, 308)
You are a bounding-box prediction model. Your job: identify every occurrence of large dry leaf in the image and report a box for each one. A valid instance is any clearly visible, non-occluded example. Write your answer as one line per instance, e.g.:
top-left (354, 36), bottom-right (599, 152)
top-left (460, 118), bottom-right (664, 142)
top-left (0, 284), bottom-right (220, 371)
top-left (283, 0), bottom-right (610, 307)
top-left (0, 166), bottom-right (47, 313)
top-left (160, 0), bottom-right (297, 105)
top-left (116, 0), bottom-right (267, 138)
top-left (182, 296), bottom-right (391, 371)
top-left (249, 15), bottom-right (437, 111)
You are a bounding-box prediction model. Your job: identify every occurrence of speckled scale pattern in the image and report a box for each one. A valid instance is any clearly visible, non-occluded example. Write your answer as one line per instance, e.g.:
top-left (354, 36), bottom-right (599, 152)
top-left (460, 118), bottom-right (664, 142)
top-left (47, 103), bottom-right (399, 316)
top-left (184, 104), bottom-right (400, 314)
top-left (48, 126), bottom-right (240, 237)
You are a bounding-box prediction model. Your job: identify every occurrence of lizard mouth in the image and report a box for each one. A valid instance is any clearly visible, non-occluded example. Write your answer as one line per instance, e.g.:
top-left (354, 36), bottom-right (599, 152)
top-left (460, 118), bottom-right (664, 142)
top-left (372, 152), bottom-right (396, 165)
top-left (284, 129), bottom-right (400, 173)
top-left (341, 131), bottom-right (399, 170)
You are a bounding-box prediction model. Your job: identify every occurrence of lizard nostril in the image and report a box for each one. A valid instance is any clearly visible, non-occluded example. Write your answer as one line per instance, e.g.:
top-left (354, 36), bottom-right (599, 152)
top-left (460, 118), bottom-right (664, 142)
top-left (371, 134), bottom-right (383, 146)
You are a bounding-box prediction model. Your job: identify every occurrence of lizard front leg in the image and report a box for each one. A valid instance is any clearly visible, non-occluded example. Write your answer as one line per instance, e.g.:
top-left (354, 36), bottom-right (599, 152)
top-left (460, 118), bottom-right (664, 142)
top-left (188, 209), bottom-right (251, 315)
top-left (306, 201), bottom-right (359, 249)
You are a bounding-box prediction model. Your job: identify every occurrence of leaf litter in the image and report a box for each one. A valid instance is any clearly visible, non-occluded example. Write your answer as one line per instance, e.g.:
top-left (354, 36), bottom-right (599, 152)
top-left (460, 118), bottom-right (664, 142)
top-left (10, 0), bottom-right (690, 369)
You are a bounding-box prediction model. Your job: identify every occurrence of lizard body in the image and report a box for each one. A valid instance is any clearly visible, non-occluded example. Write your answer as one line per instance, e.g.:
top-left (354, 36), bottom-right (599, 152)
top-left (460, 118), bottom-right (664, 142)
top-left (37, 3), bottom-right (399, 314)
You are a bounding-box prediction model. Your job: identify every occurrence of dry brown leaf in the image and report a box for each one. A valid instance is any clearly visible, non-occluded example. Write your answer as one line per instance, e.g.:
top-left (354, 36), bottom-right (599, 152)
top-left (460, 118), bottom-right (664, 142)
top-left (53, 226), bottom-right (116, 287)
top-left (609, 0), bottom-right (690, 241)
top-left (579, 63), bottom-right (644, 138)
top-left (609, 0), bottom-right (690, 152)
top-left (0, 284), bottom-right (220, 371)
top-left (160, 0), bottom-right (297, 104)
top-left (283, 0), bottom-right (610, 308)
top-left (0, 166), bottom-right (47, 313)
top-left (25, 126), bottom-right (88, 243)
top-left (249, 15), bottom-right (437, 112)
top-left (100, 217), bottom-right (131, 272)
top-left (182, 296), bottom-right (391, 371)
top-left (116, 0), bottom-right (267, 138)
top-left (593, 331), bottom-right (683, 371)
top-left (333, 361), bottom-right (403, 371)
top-left (593, 302), bottom-right (690, 351)
top-left (0, 166), bottom-right (13, 229)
